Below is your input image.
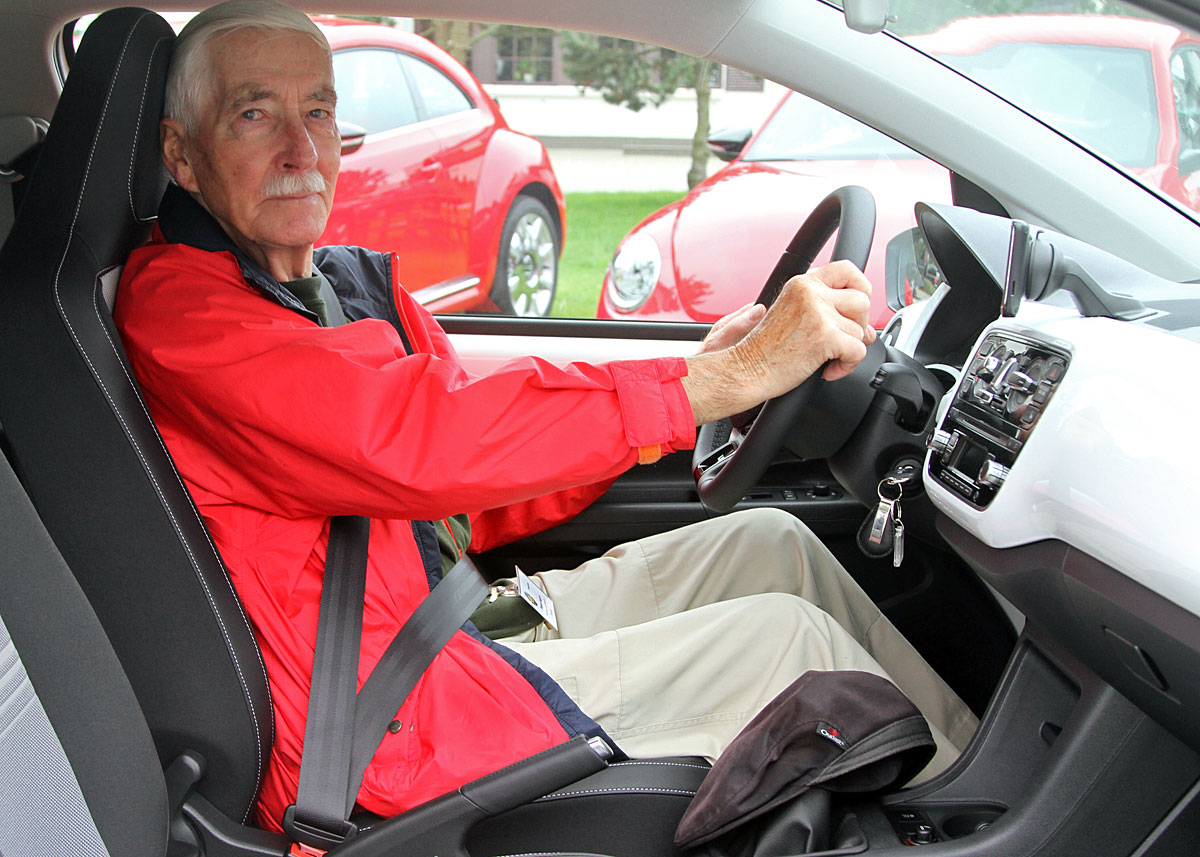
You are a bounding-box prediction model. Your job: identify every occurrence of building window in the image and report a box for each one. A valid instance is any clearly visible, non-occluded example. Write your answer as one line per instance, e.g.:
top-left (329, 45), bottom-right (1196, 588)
top-left (724, 66), bottom-right (765, 92)
top-left (495, 26), bottom-right (555, 83)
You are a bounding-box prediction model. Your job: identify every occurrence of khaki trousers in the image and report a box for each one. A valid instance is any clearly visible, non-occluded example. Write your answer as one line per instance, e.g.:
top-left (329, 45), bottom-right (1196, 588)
top-left (499, 508), bottom-right (978, 781)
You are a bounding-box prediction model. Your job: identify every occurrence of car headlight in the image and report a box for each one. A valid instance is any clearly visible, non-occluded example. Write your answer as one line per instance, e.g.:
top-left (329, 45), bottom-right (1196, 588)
top-left (608, 232), bottom-right (661, 311)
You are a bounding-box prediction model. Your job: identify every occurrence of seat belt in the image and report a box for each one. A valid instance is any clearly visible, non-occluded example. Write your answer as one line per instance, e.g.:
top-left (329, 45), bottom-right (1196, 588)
top-left (283, 515), bottom-right (488, 851)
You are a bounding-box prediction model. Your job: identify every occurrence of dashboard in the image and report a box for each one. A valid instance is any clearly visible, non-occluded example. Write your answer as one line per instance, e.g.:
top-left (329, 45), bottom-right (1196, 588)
top-left (888, 202), bottom-right (1200, 752)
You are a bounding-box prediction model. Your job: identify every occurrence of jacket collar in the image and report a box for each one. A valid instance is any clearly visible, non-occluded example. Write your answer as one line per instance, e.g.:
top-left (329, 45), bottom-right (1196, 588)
top-left (156, 182), bottom-right (319, 322)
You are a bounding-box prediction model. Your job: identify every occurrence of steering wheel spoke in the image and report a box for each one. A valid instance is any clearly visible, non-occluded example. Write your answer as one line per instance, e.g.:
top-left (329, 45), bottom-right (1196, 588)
top-left (693, 419), bottom-right (742, 481)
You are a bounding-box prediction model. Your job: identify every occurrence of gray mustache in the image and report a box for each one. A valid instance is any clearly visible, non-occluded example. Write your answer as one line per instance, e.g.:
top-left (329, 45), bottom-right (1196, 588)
top-left (262, 171), bottom-right (327, 197)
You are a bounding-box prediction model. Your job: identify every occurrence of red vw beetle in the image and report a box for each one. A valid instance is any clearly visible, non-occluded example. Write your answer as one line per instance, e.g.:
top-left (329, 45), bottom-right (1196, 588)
top-left (598, 15), bottom-right (1200, 327)
top-left (317, 18), bottom-right (566, 316)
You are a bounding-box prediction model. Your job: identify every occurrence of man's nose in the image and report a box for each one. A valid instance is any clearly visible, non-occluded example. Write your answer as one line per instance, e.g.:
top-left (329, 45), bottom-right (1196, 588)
top-left (279, 113), bottom-right (319, 171)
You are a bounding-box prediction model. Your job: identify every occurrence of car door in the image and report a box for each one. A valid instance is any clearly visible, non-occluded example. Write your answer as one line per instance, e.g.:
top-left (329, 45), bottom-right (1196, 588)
top-left (398, 51), bottom-right (491, 289)
top-left (322, 47), bottom-right (447, 293)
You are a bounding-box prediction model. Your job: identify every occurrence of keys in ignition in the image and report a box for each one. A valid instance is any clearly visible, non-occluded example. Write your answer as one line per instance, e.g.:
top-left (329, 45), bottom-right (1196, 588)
top-left (868, 477), bottom-right (903, 545)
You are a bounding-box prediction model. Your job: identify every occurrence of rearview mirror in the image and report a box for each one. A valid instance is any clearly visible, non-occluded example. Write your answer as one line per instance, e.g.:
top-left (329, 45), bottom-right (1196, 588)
top-left (843, 0), bottom-right (891, 34)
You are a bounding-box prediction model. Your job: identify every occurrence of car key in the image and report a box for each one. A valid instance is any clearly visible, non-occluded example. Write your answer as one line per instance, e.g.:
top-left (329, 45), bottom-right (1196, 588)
top-left (868, 477), bottom-right (903, 546)
top-left (892, 503), bottom-right (905, 567)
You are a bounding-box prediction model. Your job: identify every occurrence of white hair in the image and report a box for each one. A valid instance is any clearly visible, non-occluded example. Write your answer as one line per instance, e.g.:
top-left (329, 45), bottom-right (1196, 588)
top-left (164, 0), bottom-right (330, 135)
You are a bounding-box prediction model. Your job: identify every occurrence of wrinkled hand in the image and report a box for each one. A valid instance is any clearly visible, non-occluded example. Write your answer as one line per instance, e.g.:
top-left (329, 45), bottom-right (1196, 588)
top-left (698, 302), bottom-right (766, 354)
top-left (682, 261), bottom-right (876, 425)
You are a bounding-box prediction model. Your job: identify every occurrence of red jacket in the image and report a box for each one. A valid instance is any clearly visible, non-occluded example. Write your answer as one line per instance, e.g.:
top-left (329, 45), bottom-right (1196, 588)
top-left (114, 188), bottom-right (696, 831)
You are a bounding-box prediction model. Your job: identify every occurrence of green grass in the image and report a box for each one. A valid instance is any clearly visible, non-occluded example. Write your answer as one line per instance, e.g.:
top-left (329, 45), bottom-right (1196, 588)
top-left (552, 190), bottom-right (684, 318)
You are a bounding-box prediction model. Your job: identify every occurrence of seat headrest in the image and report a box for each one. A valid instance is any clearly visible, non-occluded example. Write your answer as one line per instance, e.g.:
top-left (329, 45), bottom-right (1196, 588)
top-left (3, 7), bottom-right (173, 270)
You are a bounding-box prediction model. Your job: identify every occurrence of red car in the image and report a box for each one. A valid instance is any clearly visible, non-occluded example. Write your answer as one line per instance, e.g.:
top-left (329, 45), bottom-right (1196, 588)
top-left (316, 19), bottom-right (565, 316)
top-left (598, 15), bottom-right (1200, 327)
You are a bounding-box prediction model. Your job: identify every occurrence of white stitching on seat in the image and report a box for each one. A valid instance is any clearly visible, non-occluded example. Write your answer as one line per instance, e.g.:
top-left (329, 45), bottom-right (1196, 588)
top-left (126, 22), bottom-right (160, 225)
top-left (539, 787), bottom-right (698, 800)
top-left (610, 760), bottom-right (710, 771)
top-left (493, 853), bottom-right (618, 857)
top-left (49, 13), bottom-right (270, 821)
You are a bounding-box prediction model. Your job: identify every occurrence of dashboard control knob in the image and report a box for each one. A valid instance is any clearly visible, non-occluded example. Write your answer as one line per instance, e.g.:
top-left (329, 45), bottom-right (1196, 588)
top-left (979, 460), bottom-right (1010, 487)
top-left (1007, 370), bottom-right (1036, 393)
top-left (928, 429), bottom-right (955, 455)
top-left (913, 824), bottom-right (936, 844)
top-left (809, 481), bottom-right (834, 498)
top-left (977, 354), bottom-right (1002, 380)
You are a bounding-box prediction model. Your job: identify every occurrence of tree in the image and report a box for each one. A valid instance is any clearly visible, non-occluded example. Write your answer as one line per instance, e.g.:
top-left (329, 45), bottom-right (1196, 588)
top-left (561, 32), bottom-right (715, 190)
top-left (417, 20), bottom-right (499, 66)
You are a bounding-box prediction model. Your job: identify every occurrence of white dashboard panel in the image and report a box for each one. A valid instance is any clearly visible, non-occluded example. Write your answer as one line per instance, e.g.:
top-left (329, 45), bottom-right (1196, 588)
top-left (926, 312), bottom-right (1200, 619)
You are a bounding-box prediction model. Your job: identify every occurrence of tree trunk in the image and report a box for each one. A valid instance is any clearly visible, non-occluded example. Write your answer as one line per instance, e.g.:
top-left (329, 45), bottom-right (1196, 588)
top-left (430, 19), bottom-right (473, 65)
top-left (688, 59), bottom-right (714, 190)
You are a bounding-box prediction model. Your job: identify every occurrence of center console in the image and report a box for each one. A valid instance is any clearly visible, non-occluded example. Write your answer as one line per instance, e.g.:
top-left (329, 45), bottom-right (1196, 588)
top-left (927, 331), bottom-right (1070, 508)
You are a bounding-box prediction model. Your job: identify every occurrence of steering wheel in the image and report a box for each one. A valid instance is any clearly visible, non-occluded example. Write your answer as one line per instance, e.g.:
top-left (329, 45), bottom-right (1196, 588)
top-left (693, 185), bottom-right (879, 513)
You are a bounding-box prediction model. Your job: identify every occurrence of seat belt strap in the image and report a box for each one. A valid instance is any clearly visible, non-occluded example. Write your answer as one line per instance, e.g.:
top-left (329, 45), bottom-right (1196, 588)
top-left (285, 518), bottom-right (488, 850)
top-left (346, 554), bottom-right (488, 812)
top-left (289, 515), bottom-right (370, 845)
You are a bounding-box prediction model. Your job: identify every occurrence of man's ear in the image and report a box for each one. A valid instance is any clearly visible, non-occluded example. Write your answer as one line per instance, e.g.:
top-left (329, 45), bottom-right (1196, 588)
top-left (161, 118), bottom-right (200, 193)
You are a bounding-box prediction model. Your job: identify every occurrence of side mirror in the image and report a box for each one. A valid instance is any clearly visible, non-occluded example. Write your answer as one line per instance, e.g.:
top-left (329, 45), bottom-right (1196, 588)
top-left (338, 120), bottom-right (368, 156)
top-left (884, 227), bottom-right (941, 310)
top-left (706, 127), bottom-right (752, 162)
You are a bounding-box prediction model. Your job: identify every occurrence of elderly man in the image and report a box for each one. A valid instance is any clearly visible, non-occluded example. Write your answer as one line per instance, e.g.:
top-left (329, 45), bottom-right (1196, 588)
top-left (114, 0), bottom-right (976, 835)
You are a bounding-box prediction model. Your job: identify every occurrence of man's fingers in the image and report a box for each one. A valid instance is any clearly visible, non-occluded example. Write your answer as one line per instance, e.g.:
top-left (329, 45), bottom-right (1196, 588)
top-left (821, 331), bottom-right (869, 381)
top-left (700, 302), bottom-right (766, 354)
top-left (813, 259), bottom-right (872, 298)
top-left (827, 279), bottom-right (872, 328)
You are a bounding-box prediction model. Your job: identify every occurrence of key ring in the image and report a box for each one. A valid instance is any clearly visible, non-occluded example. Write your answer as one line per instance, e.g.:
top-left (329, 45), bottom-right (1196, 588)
top-left (877, 477), bottom-right (903, 503)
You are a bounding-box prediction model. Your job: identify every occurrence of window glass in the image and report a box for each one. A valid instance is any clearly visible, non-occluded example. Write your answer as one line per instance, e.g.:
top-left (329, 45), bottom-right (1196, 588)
top-left (940, 43), bottom-right (1158, 168)
top-left (400, 55), bottom-right (473, 119)
top-left (1173, 48), bottom-right (1200, 159)
top-left (744, 92), bottom-right (920, 162)
top-left (496, 26), bottom-right (554, 82)
top-left (332, 48), bottom-right (418, 134)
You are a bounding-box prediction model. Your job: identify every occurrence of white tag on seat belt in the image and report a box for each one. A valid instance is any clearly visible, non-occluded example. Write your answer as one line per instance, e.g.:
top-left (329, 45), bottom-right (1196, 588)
top-left (516, 566), bottom-right (558, 631)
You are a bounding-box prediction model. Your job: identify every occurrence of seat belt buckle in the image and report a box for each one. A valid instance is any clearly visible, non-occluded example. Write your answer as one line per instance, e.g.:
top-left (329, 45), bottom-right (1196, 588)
top-left (282, 804), bottom-right (358, 853)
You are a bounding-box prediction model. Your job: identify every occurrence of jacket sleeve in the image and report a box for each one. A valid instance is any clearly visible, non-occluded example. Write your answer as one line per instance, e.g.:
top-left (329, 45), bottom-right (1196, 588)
top-left (115, 244), bottom-right (696, 522)
top-left (397, 283), bottom-right (622, 550)
top-left (467, 477), bottom-right (617, 553)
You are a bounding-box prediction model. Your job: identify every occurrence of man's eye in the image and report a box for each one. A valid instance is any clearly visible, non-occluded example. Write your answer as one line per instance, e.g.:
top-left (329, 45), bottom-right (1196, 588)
top-left (240, 109), bottom-right (262, 121)
top-left (309, 108), bottom-right (332, 120)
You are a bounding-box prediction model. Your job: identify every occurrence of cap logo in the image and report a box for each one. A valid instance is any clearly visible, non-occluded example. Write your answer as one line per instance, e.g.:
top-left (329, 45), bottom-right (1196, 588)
top-left (817, 723), bottom-right (848, 750)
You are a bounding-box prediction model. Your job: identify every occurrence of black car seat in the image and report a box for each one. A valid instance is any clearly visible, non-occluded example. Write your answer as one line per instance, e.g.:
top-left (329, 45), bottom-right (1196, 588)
top-left (0, 6), bottom-right (273, 825)
top-left (0, 8), bottom-right (706, 855)
top-left (0, 452), bottom-right (168, 857)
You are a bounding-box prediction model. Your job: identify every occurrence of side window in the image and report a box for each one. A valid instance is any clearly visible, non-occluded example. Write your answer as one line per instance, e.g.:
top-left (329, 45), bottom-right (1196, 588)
top-left (1171, 48), bottom-right (1200, 166)
top-left (332, 49), bottom-right (419, 135)
top-left (400, 54), bottom-right (474, 120)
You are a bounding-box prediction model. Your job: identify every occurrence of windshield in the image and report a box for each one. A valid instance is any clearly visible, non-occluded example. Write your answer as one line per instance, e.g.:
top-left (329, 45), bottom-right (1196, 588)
top-left (942, 42), bottom-right (1158, 168)
top-left (868, 0), bottom-right (1200, 217)
top-left (743, 92), bottom-right (921, 162)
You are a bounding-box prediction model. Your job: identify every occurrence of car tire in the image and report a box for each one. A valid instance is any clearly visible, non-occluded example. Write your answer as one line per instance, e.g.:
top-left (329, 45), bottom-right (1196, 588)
top-left (491, 195), bottom-right (559, 317)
